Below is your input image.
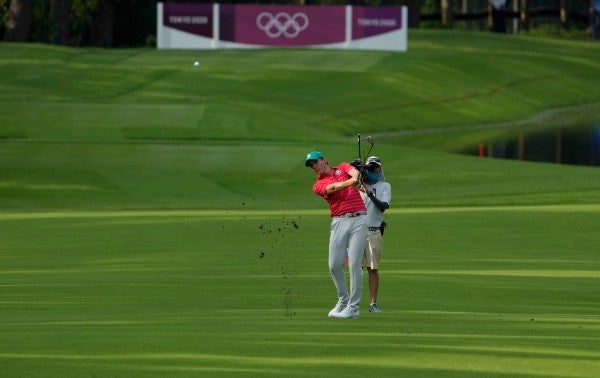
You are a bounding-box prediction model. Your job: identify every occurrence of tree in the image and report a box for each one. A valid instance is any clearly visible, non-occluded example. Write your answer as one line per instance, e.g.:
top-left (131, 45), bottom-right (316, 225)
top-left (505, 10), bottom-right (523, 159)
top-left (89, 0), bottom-right (114, 47)
top-left (405, 0), bottom-right (422, 27)
top-left (3, 0), bottom-right (32, 41)
top-left (50, 0), bottom-right (71, 44)
top-left (592, 0), bottom-right (600, 39)
top-left (490, 0), bottom-right (507, 33)
top-left (520, 0), bottom-right (529, 31)
top-left (441, 0), bottom-right (454, 27)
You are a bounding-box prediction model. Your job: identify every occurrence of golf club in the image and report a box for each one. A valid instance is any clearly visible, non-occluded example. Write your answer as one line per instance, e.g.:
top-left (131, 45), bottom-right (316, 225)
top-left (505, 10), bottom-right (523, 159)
top-left (365, 135), bottom-right (374, 158)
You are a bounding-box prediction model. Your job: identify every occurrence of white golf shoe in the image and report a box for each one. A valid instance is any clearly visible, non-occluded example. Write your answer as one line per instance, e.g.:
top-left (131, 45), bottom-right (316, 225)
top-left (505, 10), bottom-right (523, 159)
top-left (327, 301), bottom-right (348, 317)
top-left (331, 306), bottom-right (359, 319)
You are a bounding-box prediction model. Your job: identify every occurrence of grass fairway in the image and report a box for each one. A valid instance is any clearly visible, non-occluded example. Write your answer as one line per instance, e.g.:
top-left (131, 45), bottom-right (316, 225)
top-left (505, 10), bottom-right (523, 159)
top-left (1, 29), bottom-right (600, 376)
top-left (1, 207), bottom-right (599, 377)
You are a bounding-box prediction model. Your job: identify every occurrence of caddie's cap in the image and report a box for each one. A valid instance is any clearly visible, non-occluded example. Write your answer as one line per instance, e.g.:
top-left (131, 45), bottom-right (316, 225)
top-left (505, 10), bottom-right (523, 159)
top-left (305, 150), bottom-right (324, 167)
top-left (366, 156), bottom-right (381, 167)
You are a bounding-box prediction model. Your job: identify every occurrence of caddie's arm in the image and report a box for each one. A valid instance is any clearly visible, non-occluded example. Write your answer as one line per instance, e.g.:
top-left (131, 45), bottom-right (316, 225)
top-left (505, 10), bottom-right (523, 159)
top-left (325, 168), bottom-right (360, 195)
top-left (367, 191), bottom-right (389, 212)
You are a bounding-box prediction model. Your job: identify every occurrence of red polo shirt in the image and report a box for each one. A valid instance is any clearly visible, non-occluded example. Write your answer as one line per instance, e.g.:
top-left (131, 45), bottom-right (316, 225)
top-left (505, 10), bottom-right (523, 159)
top-left (313, 162), bottom-right (367, 217)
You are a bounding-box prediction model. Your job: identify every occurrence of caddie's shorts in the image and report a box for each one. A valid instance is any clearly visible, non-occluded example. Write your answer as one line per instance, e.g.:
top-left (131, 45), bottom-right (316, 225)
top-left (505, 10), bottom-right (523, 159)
top-left (363, 229), bottom-right (383, 270)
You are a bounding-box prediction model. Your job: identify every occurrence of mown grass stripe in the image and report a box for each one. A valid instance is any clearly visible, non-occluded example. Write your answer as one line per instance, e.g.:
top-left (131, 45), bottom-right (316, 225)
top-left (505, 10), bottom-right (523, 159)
top-left (1, 203), bottom-right (600, 220)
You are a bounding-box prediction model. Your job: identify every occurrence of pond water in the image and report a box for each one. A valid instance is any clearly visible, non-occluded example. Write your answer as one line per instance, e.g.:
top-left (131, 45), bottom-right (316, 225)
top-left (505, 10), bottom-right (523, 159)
top-left (467, 123), bottom-right (600, 167)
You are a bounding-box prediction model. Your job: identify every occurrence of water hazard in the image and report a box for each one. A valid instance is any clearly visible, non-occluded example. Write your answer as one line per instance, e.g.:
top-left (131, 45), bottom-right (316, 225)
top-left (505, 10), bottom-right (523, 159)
top-left (465, 124), bottom-right (600, 167)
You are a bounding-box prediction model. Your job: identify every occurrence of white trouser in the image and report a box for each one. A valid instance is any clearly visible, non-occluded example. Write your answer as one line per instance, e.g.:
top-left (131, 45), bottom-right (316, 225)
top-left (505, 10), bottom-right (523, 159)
top-left (328, 215), bottom-right (367, 309)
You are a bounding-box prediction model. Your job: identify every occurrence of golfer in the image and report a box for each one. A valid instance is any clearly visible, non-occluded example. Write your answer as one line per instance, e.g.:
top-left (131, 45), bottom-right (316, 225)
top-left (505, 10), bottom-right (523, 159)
top-left (360, 156), bottom-right (391, 313)
top-left (305, 150), bottom-right (367, 319)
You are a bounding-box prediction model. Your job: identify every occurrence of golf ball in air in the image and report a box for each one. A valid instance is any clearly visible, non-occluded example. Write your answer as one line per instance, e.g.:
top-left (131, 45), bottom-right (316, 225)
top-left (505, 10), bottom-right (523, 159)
top-left (194, 61), bottom-right (200, 67)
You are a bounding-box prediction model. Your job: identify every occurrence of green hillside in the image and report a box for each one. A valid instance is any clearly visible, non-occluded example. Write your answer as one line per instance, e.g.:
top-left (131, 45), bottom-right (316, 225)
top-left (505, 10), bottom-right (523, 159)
top-left (2, 30), bottom-right (600, 211)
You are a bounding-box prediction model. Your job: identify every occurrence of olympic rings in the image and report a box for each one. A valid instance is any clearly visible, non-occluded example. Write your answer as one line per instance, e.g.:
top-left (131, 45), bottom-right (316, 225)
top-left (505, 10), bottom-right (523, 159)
top-left (256, 12), bottom-right (309, 39)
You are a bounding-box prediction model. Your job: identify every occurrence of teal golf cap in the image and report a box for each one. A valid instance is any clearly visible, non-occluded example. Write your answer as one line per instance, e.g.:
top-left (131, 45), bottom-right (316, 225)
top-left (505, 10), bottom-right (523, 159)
top-left (305, 150), bottom-right (324, 167)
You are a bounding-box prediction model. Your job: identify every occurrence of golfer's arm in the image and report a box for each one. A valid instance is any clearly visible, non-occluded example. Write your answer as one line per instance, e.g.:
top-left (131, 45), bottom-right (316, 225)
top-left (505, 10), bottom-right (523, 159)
top-left (325, 168), bottom-right (360, 195)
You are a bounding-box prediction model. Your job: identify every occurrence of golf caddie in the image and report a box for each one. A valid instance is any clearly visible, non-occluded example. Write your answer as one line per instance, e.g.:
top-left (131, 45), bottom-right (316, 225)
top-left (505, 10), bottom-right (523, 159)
top-left (305, 150), bottom-right (367, 319)
top-left (360, 156), bottom-right (391, 313)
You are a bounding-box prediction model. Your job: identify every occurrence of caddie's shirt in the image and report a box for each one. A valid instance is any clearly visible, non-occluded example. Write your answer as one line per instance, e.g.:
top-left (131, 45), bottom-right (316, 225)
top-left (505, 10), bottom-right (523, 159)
top-left (362, 180), bottom-right (392, 227)
top-left (313, 162), bottom-right (367, 217)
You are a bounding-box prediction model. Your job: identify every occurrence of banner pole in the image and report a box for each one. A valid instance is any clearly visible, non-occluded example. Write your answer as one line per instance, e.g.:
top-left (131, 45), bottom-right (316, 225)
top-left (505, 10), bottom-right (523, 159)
top-left (212, 3), bottom-right (220, 49)
top-left (345, 5), bottom-right (352, 48)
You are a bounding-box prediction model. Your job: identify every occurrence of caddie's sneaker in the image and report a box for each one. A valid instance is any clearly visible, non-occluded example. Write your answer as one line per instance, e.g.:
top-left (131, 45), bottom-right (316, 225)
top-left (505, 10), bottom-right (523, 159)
top-left (369, 303), bottom-right (382, 313)
top-left (331, 306), bottom-right (359, 319)
top-left (328, 301), bottom-right (348, 317)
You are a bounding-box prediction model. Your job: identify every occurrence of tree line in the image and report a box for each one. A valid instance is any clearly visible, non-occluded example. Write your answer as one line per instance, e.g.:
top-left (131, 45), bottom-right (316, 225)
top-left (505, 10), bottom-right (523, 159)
top-left (1, 0), bottom-right (158, 46)
top-left (1, 0), bottom-right (597, 47)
